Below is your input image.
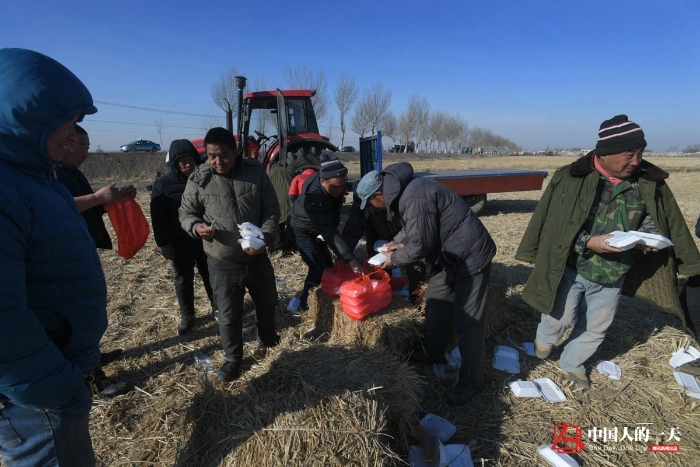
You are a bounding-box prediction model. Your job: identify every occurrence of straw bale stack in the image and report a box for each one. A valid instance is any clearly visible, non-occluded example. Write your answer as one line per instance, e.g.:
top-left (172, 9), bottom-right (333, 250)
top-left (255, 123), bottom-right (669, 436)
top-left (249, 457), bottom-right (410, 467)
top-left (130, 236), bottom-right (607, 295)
top-left (306, 287), bottom-right (424, 355)
top-left (175, 341), bottom-right (422, 466)
top-left (305, 272), bottom-right (510, 357)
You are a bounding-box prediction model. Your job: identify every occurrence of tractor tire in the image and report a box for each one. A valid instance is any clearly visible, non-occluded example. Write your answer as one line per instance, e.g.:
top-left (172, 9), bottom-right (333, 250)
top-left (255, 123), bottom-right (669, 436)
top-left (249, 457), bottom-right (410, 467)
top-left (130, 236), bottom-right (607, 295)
top-left (461, 194), bottom-right (487, 215)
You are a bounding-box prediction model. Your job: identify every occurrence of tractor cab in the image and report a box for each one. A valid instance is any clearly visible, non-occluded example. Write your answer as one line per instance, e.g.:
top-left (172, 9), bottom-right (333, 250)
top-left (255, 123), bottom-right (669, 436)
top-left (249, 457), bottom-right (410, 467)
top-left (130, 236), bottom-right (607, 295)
top-left (241, 89), bottom-right (336, 173)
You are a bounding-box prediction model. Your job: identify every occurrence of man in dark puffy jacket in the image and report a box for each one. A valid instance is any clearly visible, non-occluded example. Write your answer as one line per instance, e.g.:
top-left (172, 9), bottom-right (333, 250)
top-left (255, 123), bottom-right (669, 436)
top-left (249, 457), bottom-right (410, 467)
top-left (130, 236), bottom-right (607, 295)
top-left (356, 163), bottom-right (497, 406)
top-left (151, 139), bottom-right (216, 336)
top-left (0, 48), bottom-right (106, 467)
top-left (180, 127), bottom-right (280, 383)
top-left (288, 151), bottom-right (364, 310)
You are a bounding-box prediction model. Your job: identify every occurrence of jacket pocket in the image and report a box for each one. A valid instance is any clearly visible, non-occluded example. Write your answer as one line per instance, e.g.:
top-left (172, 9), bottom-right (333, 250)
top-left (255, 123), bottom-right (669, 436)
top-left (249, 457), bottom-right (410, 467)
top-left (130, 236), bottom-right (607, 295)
top-left (0, 415), bottom-right (22, 448)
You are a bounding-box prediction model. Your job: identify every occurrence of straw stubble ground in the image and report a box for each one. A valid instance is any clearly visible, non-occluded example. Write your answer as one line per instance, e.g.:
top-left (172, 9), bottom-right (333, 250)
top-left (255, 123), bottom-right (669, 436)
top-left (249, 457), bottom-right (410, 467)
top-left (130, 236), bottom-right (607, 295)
top-left (9, 155), bottom-right (699, 466)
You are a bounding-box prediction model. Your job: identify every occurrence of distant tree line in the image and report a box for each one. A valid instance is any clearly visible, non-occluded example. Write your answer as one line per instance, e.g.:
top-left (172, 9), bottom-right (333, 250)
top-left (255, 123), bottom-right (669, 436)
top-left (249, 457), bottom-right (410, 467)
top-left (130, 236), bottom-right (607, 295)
top-left (210, 66), bottom-right (523, 154)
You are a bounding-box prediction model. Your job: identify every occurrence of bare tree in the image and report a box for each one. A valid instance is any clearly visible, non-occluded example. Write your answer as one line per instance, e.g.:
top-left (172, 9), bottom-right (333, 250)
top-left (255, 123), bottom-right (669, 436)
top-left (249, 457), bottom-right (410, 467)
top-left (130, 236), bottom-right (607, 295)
top-left (429, 110), bottom-right (446, 152)
top-left (399, 94), bottom-right (425, 152)
top-left (211, 66), bottom-right (242, 131)
top-left (325, 112), bottom-right (336, 145)
top-left (469, 126), bottom-right (490, 153)
top-left (455, 117), bottom-right (470, 153)
top-left (155, 117), bottom-right (163, 147)
top-left (282, 64), bottom-right (328, 121)
top-left (199, 111), bottom-right (221, 135)
top-left (414, 97), bottom-right (430, 153)
top-left (334, 73), bottom-right (359, 148)
top-left (380, 112), bottom-right (398, 146)
top-left (356, 82), bottom-right (392, 136)
top-left (443, 114), bottom-right (466, 153)
top-left (350, 100), bottom-right (372, 138)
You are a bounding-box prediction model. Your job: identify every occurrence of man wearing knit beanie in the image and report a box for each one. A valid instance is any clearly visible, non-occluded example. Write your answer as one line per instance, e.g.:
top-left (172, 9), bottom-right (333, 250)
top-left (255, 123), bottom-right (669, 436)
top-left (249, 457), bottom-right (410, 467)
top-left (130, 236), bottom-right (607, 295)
top-left (288, 150), bottom-right (362, 311)
top-left (516, 115), bottom-right (700, 389)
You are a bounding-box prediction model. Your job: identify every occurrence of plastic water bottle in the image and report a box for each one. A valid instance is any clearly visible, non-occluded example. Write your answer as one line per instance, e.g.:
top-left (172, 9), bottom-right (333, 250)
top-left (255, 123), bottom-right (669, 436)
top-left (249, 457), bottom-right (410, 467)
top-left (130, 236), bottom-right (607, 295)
top-left (287, 297), bottom-right (301, 314)
top-left (193, 351), bottom-right (213, 372)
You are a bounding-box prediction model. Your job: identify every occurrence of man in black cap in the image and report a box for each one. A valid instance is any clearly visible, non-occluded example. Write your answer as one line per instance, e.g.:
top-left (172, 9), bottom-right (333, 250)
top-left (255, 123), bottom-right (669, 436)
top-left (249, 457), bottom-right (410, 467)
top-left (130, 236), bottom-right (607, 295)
top-left (151, 139), bottom-right (216, 335)
top-left (516, 115), bottom-right (700, 389)
top-left (288, 150), bottom-right (363, 311)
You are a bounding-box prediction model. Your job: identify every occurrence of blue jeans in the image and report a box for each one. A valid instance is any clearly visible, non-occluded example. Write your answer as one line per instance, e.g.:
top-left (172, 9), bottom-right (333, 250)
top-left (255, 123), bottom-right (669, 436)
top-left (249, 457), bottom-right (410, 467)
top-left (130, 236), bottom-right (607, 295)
top-left (0, 385), bottom-right (95, 467)
top-left (287, 231), bottom-right (333, 306)
top-left (536, 265), bottom-right (624, 374)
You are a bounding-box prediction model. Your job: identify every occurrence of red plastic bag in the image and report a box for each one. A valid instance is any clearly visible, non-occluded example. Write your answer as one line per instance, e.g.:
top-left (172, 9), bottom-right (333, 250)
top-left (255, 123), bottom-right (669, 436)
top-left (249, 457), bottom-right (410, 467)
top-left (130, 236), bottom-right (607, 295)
top-left (104, 194), bottom-right (150, 260)
top-left (321, 260), bottom-right (355, 298)
top-left (339, 269), bottom-right (393, 320)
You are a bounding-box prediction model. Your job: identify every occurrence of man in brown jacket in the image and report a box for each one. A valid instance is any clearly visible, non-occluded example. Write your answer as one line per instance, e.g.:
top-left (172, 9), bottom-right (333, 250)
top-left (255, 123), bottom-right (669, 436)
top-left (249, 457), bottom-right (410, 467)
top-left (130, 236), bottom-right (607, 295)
top-left (179, 127), bottom-right (280, 382)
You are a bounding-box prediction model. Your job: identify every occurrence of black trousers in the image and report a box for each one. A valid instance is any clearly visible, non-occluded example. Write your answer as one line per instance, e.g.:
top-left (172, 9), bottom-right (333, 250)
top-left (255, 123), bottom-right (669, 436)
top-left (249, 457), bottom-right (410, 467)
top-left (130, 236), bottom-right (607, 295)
top-left (272, 221), bottom-right (295, 252)
top-left (172, 247), bottom-right (215, 318)
top-left (681, 275), bottom-right (700, 337)
top-left (424, 263), bottom-right (491, 388)
top-left (207, 254), bottom-right (278, 363)
top-left (288, 231), bottom-right (334, 306)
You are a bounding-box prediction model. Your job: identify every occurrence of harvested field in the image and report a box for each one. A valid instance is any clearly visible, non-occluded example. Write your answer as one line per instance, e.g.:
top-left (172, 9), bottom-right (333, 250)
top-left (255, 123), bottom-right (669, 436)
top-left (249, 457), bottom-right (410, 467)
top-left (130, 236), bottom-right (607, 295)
top-left (7, 155), bottom-right (699, 466)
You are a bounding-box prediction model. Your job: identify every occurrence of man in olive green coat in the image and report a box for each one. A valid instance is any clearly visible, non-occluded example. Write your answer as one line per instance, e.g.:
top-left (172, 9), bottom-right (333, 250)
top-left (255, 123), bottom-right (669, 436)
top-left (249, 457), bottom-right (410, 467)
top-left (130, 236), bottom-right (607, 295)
top-left (516, 115), bottom-right (700, 388)
top-left (179, 127), bottom-right (280, 382)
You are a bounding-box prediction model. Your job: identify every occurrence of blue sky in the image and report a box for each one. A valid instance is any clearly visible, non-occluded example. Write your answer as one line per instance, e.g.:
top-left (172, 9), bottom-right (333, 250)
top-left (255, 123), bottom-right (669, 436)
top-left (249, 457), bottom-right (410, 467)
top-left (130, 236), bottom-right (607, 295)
top-left (2, 0), bottom-right (698, 151)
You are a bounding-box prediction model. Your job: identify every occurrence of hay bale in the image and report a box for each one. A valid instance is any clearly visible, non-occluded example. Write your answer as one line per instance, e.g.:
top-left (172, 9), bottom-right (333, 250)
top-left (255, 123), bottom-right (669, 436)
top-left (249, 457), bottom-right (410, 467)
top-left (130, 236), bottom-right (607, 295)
top-left (306, 287), bottom-right (336, 339)
top-left (176, 342), bottom-right (423, 466)
top-left (307, 287), bottom-right (424, 355)
top-left (306, 272), bottom-right (509, 356)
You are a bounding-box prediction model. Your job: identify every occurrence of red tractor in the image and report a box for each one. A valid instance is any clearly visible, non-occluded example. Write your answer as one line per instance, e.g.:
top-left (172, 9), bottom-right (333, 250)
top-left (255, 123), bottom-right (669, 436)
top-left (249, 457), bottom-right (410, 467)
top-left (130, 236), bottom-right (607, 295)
top-left (192, 79), bottom-right (335, 175)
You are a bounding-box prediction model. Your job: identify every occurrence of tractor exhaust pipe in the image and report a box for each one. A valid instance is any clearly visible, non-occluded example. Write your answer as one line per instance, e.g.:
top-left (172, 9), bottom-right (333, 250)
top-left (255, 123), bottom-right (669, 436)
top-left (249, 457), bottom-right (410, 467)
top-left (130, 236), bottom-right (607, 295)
top-left (234, 75), bottom-right (247, 154)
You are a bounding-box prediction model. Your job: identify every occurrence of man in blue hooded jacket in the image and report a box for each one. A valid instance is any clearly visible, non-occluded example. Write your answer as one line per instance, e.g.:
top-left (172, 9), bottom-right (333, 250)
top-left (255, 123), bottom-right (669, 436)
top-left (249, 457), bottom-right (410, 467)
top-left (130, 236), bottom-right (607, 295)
top-left (0, 48), bottom-right (107, 466)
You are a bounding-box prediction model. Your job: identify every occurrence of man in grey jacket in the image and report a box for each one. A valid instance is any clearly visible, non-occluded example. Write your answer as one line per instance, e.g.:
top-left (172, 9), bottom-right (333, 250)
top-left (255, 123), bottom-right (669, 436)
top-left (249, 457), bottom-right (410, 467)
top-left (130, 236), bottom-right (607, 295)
top-left (356, 163), bottom-right (497, 405)
top-left (179, 127), bottom-right (280, 382)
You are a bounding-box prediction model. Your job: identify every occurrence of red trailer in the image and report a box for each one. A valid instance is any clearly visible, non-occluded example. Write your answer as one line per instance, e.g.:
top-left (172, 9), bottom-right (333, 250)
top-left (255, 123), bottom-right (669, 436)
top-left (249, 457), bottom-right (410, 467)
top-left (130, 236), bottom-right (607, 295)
top-left (414, 168), bottom-right (548, 213)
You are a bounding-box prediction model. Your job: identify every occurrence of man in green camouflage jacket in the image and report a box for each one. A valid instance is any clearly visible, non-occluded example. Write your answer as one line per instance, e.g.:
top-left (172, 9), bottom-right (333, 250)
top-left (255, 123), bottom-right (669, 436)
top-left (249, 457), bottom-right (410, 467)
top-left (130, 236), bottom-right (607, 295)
top-left (515, 115), bottom-right (700, 388)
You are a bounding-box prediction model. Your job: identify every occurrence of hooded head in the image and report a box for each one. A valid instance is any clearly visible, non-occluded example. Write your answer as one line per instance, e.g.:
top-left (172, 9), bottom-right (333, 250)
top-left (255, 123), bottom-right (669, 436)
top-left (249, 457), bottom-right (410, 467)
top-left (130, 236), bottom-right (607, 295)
top-left (166, 139), bottom-right (201, 175)
top-left (0, 48), bottom-right (97, 174)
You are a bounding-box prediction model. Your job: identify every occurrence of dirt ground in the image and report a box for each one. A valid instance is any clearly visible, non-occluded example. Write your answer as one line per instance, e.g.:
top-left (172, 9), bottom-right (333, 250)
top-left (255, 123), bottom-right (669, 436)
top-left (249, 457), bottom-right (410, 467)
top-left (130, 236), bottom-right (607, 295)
top-left (14, 155), bottom-right (699, 466)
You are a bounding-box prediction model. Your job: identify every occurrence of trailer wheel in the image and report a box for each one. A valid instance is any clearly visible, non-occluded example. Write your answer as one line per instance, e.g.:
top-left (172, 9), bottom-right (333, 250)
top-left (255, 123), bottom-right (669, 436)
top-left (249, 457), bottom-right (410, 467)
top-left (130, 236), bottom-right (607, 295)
top-left (461, 194), bottom-right (487, 215)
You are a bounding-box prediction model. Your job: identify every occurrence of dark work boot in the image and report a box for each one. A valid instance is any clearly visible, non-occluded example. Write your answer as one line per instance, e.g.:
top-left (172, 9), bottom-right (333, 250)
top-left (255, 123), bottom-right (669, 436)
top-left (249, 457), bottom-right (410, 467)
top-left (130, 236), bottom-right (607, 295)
top-left (100, 348), bottom-right (124, 366)
top-left (444, 384), bottom-right (483, 406)
top-left (256, 333), bottom-right (281, 349)
top-left (217, 361), bottom-right (241, 382)
top-left (178, 315), bottom-right (195, 336)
